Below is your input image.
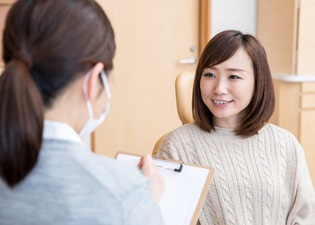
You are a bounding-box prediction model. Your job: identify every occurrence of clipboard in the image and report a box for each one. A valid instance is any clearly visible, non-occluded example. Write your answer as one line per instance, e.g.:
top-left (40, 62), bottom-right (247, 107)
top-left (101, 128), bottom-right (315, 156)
top-left (115, 152), bottom-right (215, 225)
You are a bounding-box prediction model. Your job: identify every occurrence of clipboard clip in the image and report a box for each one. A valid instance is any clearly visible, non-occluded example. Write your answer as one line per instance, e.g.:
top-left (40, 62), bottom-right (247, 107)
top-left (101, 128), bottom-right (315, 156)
top-left (174, 164), bottom-right (183, 172)
top-left (154, 158), bottom-right (183, 173)
top-left (115, 152), bottom-right (184, 173)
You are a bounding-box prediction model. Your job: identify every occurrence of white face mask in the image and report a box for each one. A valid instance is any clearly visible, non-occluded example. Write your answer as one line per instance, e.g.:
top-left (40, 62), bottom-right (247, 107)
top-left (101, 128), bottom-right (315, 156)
top-left (79, 70), bottom-right (111, 137)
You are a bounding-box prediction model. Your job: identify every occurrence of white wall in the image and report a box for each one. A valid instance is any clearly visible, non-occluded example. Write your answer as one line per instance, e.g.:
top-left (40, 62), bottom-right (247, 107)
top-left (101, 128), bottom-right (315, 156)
top-left (211, 0), bottom-right (257, 37)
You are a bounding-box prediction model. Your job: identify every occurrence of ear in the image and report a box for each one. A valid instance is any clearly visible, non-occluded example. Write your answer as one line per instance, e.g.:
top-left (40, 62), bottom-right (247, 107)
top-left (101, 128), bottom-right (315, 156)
top-left (86, 62), bottom-right (104, 101)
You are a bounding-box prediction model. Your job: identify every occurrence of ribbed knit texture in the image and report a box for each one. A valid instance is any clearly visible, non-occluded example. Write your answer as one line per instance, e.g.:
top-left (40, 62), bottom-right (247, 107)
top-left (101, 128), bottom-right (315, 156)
top-left (158, 123), bottom-right (315, 225)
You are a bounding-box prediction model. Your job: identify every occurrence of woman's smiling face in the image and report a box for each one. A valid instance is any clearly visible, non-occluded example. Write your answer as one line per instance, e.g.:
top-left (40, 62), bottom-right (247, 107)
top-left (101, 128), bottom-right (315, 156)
top-left (200, 47), bottom-right (255, 128)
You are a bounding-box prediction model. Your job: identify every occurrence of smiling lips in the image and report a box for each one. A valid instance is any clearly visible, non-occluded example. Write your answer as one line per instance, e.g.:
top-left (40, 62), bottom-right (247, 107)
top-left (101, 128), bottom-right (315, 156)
top-left (213, 100), bottom-right (233, 105)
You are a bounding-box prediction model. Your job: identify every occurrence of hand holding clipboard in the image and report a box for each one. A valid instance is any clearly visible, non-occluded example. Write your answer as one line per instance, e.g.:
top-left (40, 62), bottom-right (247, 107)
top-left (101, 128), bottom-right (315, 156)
top-left (116, 152), bottom-right (215, 225)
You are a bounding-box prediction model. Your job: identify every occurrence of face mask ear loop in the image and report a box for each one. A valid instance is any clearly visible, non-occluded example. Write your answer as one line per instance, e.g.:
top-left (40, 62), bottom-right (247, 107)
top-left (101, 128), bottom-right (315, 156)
top-left (79, 70), bottom-right (111, 137)
top-left (82, 70), bottom-right (94, 120)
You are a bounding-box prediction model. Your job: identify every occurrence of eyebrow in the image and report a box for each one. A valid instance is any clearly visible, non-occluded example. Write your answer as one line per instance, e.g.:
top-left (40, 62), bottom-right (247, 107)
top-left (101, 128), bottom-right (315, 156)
top-left (207, 66), bottom-right (248, 73)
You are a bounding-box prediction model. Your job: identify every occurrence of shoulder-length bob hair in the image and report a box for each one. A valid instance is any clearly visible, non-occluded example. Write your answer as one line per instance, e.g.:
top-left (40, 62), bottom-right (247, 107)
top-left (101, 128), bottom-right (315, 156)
top-left (193, 30), bottom-right (275, 138)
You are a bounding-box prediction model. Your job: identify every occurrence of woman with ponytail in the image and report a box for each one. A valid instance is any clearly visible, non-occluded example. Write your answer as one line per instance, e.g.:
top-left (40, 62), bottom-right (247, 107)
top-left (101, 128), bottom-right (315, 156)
top-left (0, 0), bottom-right (163, 224)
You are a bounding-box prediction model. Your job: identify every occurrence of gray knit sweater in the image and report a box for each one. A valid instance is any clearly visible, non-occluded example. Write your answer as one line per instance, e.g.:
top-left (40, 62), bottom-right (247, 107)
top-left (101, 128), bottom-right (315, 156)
top-left (158, 123), bottom-right (315, 225)
top-left (0, 139), bottom-right (163, 225)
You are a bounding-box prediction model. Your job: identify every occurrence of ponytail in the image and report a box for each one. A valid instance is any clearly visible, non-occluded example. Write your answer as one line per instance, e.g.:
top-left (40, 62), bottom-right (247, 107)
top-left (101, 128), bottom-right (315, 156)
top-left (0, 60), bottom-right (44, 187)
top-left (0, 0), bottom-right (116, 186)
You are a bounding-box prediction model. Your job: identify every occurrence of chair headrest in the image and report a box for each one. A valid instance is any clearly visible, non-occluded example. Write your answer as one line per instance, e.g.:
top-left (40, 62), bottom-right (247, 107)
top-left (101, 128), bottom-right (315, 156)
top-left (175, 71), bottom-right (195, 124)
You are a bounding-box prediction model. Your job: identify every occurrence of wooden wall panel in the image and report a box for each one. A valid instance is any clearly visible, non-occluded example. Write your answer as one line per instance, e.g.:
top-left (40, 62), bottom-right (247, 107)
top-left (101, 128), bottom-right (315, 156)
top-left (199, 0), bottom-right (211, 53)
top-left (297, 0), bottom-right (315, 75)
top-left (257, 0), bottom-right (298, 74)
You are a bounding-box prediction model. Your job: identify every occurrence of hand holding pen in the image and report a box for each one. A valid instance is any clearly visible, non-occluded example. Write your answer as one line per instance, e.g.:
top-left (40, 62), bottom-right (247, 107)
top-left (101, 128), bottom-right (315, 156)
top-left (138, 154), bottom-right (165, 203)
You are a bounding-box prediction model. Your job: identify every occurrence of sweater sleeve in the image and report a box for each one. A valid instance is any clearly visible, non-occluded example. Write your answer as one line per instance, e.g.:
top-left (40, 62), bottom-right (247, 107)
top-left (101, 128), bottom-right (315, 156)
top-left (286, 139), bottom-right (315, 225)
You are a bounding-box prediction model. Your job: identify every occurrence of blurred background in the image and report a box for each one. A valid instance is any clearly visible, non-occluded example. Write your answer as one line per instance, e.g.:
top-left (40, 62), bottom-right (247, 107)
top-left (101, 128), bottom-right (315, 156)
top-left (1, 0), bottom-right (314, 185)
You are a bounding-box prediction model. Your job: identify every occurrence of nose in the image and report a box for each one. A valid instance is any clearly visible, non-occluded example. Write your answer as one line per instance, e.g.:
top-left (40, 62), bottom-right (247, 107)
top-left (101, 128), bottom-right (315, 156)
top-left (214, 78), bottom-right (228, 95)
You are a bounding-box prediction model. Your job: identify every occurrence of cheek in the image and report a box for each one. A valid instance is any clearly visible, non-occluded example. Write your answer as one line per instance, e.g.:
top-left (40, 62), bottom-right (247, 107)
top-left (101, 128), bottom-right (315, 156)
top-left (240, 81), bottom-right (255, 105)
top-left (199, 81), bottom-right (208, 101)
top-left (200, 79), bottom-right (210, 95)
top-left (200, 82), bottom-right (214, 107)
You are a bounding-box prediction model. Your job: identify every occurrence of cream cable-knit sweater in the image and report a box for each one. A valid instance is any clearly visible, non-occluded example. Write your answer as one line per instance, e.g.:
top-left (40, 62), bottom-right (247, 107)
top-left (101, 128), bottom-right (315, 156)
top-left (158, 123), bottom-right (315, 225)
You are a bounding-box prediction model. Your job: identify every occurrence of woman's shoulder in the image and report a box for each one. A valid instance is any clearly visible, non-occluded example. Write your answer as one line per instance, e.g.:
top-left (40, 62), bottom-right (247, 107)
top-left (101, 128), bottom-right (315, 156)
top-left (40, 139), bottom-right (150, 196)
top-left (82, 151), bottom-right (151, 195)
top-left (162, 123), bottom-right (200, 144)
top-left (260, 123), bottom-right (303, 151)
top-left (262, 123), bottom-right (298, 139)
top-left (159, 123), bottom-right (207, 158)
top-left (4, 140), bottom-right (161, 224)
top-left (60, 142), bottom-right (163, 220)
top-left (91, 154), bottom-right (146, 186)
top-left (167, 122), bottom-right (204, 136)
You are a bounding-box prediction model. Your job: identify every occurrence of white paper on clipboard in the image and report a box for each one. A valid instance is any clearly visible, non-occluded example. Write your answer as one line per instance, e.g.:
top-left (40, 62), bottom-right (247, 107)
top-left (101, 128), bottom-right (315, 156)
top-left (116, 152), bottom-right (215, 225)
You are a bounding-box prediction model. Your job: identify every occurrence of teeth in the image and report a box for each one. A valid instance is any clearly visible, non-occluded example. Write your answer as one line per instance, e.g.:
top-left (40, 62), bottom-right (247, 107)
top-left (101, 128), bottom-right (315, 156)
top-left (214, 100), bottom-right (229, 105)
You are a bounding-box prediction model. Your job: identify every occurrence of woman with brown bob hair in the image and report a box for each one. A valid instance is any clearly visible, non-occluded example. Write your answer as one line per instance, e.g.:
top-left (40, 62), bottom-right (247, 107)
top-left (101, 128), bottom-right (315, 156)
top-left (158, 30), bottom-right (315, 224)
top-left (193, 30), bottom-right (274, 137)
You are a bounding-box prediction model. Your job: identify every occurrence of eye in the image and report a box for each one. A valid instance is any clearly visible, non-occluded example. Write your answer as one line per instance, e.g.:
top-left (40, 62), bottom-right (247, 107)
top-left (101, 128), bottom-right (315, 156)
top-left (229, 75), bottom-right (241, 79)
top-left (203, 73), bottom-right (215, 78)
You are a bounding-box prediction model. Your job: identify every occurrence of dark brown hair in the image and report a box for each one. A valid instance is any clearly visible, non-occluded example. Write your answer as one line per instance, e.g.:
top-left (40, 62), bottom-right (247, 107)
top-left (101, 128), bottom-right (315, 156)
top-left (193, 30), bottom-right (275, 137)
top-left (0, 0), bottom-right (115, 187)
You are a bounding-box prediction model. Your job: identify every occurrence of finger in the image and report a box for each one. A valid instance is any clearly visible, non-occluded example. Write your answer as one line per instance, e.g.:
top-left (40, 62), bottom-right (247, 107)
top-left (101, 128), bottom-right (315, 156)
top-left (138, 154), bottom-right (152, 168)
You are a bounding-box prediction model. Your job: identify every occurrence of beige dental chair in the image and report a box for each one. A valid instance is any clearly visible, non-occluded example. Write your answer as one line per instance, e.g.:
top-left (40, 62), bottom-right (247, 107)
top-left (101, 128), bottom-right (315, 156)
top-left (152, 71), bottom-right (195, 156)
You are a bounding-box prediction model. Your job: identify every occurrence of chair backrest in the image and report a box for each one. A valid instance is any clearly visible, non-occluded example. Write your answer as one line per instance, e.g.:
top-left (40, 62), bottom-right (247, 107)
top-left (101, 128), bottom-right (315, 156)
top-left (152, 71), bottom-right (195, 156)
top-left (175, 71), bottom-right (195, 124)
